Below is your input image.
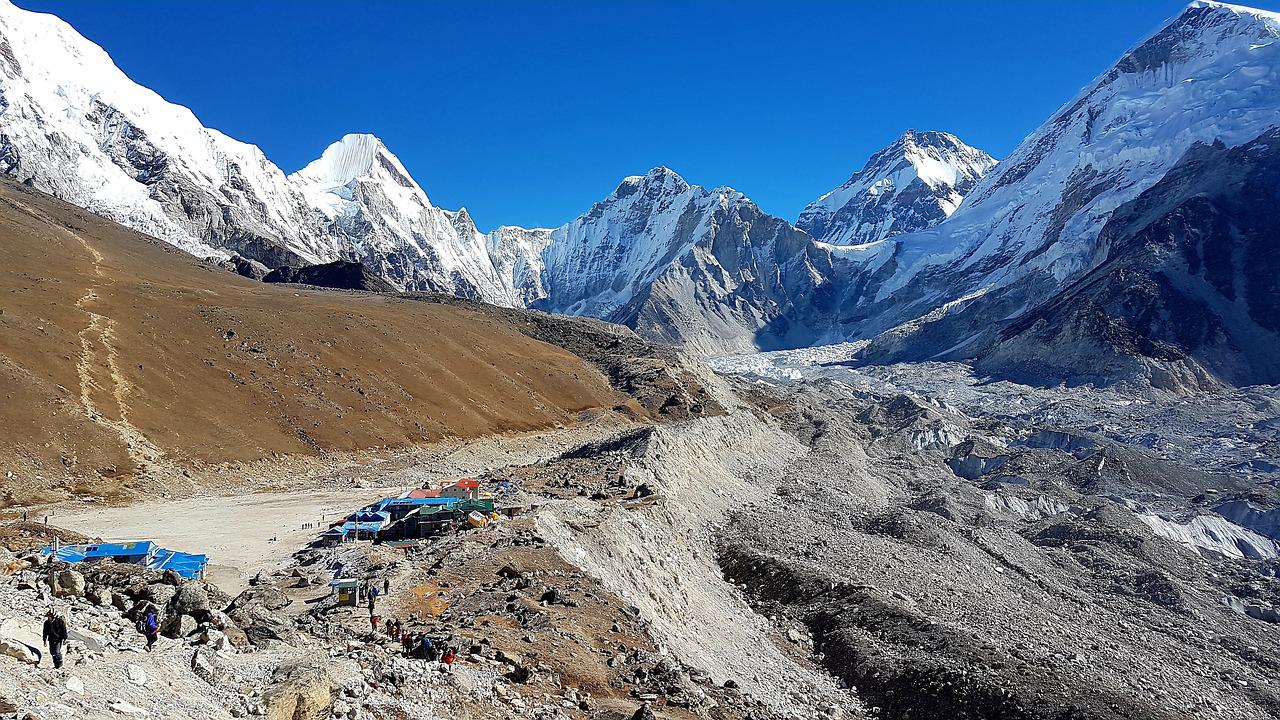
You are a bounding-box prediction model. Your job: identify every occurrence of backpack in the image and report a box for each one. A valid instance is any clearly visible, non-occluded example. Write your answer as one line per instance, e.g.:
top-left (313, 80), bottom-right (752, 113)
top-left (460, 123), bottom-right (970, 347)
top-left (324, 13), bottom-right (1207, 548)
top-left (135, 617), bottom-right (147, 634)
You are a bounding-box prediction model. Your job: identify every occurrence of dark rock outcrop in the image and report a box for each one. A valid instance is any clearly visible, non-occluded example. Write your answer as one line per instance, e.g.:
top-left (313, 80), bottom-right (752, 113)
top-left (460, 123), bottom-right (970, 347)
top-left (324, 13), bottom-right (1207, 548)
top-left (263, 260), bottom-right (396, 293)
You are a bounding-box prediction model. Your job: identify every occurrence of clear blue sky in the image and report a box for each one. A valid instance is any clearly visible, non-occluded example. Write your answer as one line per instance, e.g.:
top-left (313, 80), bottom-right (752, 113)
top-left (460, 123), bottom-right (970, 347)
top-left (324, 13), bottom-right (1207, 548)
top-left (15, 0), bottom-right (1274, 230)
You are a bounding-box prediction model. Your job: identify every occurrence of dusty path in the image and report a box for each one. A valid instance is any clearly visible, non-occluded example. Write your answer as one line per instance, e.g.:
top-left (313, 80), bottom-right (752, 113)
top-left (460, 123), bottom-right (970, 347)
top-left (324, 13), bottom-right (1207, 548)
top-left (52, 487), bottom-right (404, 594)
top-left (12, 196), bottom-right (168, 476)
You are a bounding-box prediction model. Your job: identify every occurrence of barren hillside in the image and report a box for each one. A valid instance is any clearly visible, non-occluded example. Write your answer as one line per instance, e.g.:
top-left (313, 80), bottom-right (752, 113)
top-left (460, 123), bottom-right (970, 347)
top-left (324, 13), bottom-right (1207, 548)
top-left (0, 179), bottom-right (627, 506)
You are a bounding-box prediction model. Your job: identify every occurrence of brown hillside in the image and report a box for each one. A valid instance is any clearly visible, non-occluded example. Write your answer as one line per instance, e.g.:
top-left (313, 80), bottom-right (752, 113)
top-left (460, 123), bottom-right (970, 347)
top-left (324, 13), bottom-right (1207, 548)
top-left (0, 179), bottom-right (624, 505)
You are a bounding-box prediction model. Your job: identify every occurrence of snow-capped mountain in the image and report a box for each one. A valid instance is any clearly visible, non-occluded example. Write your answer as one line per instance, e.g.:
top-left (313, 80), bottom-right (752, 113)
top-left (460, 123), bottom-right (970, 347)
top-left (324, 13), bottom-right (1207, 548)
top-left (980, 130), bottom-right (1280, 389)
top-left (0, 0), bottom-right (316, 266)
top-left (497, 168), bottom-right (837, 355)
top-left (289, 133), bottom-right (517, 302)
top-left (817, 1), bottom-right (1280, 389)
top-left (485, 225), bottom-right (555, 308)
top-left (6, 0), bottom-right (1280, 383)
top-left (797, 130), bottom-right (996, 247)
top-left (0, 0), bottom-right (514, 302)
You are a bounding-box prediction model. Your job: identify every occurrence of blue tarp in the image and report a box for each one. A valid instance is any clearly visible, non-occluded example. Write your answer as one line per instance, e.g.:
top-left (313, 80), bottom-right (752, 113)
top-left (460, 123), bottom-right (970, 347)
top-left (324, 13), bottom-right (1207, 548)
top-left (41, 541), bottom-right (207, 579)
top-left (371, 497), bottom-right (459, 511)
top-left (47, 541), bottom-right (156, 563)
top-left (146, 548), bottom-right (208, 579)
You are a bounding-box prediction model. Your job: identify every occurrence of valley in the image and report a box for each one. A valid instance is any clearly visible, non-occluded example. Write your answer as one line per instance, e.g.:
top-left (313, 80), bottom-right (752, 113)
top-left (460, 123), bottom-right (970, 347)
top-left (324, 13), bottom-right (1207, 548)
top-left (0, 1), bottom-right (1278, 720)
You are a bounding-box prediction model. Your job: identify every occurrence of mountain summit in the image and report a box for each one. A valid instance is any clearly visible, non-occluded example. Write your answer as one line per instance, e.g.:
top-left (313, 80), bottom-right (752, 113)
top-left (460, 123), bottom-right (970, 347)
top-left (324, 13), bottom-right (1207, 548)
top-left (798, 130), bottom-right (996, 247)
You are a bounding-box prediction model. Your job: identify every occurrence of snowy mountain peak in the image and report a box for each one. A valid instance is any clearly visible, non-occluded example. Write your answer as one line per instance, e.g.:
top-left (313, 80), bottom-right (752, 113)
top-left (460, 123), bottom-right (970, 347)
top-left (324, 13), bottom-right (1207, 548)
top-left (292, 133), bottom-right (421, 195)
top-left (614, 166), bottom-right (690, 198)
top-left (797, 130), bottom-right (996, 246)
top-left (1187, 1), bottom-right (1280, 24)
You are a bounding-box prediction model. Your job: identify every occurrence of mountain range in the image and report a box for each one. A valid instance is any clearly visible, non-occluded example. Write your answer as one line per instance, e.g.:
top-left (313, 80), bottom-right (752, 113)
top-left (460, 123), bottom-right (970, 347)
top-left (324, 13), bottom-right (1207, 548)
top-left (1, 0), bottom-right (1278, 390)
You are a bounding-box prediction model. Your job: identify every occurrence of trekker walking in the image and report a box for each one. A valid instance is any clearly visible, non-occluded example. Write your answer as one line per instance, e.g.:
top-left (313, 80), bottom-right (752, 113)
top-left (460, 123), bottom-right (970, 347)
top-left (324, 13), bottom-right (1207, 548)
top-left (382, 577), bottom-right (390, 596)
top-left (42, 608), bottom-right (68, 669)
top-left (141, 609), bottom-right (160, 651)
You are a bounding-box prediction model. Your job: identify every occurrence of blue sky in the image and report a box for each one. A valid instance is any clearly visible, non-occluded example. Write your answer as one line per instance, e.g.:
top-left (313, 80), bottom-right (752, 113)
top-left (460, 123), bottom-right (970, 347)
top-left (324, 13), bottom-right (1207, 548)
top-left (16, 1), bottom-right (1274, 230)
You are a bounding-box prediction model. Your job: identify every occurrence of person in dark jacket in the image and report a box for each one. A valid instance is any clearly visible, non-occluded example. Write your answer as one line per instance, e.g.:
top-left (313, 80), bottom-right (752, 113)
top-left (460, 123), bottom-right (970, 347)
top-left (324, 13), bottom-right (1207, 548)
top-left (42, 608), bottom-right (68, 669)
top-left (142, 609), bottom-right (160, 652)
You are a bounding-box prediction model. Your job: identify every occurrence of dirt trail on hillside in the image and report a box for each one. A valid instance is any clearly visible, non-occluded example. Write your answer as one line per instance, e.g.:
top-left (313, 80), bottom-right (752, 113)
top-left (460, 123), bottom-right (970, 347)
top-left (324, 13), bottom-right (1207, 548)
top-left (0, 179), bottom-right (627, 507)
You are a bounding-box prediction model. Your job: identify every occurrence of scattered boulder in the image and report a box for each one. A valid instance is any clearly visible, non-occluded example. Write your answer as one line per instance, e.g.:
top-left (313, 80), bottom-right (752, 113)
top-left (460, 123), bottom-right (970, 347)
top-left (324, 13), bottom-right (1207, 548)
top-left (228, 586), bottom-right (291, 613)
top-left (170, 583), bottom-right (211, 615)
top-left (47, 567), bottom-right (86, 597)
top-left (236, 611), bottom-right (295, 647)
top-left (141, 583), bottom-right (178, 608)
top-left (497, 563), bottom-right (526, 580)
top-left (86, 586), bottom-right (114, 607)
top-left (262, 657), bottom-right (334, 720)
top-left (126, 663), bottom-right (147, 685)
top-left (161, 613), bottom-right (198, 639)
top-left (0, 637), bottom-right (38, 664)
top-left (191, 646), bottom-right (223, 685)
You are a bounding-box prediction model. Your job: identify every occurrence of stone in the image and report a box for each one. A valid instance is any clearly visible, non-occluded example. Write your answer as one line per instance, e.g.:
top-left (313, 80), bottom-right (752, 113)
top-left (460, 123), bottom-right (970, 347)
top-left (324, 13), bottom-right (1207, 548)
top-left (263, 658), bottom-right (334, 720)
top-left (126, 663), bottom-right (147, 685)
top-left (170, 583), bottom-right (211, 615)
top-left (86, 586), bottom-right (113, 606)
top-left (109, 699), bottom-right (149, 716)
top-left (192, 647), bottom-right (223, 685)
top-left (48, 568), bottom-right (86, 597)
top-left (0, 637), bottom-right (39, 664)
top-left (631, 705), bottom-right (657, 720)
top-left (0, 689), bottom-right (17, 712)
top-left (232, 606), bottom-right (296, 647)
top-left (497, 564), bottom-right (525, 580)
top-left (142, 584), bottom-right (177, 608)
top-left (203, 609), bottom-right (234, 630)
top-left (161, 613), bottom-right (198, 639)
top-left (65, 676), bottom-right (85, 695)
top-left (228, 586), bottom-right (290, 613)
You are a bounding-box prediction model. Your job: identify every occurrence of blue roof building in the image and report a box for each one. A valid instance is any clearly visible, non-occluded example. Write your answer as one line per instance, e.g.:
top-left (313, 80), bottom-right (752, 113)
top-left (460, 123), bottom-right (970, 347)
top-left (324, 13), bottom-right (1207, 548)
top-left (41, 541), bottom-right (207, 579)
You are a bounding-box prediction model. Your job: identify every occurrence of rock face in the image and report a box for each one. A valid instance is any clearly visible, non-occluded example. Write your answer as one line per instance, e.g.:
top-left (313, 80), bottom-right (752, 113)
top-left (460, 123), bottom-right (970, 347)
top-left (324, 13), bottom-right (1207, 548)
top-left (797, 130), bottom-right (996, 247)
top-left (512, 168), bottom-right (840, 355)
top-left (825, 3), bottom-right (1280, 389)
top-left (977, 131), bottom-right (1280, 390)
top-left (262, 261), bottom-right (396, 293)
top-left (0, 4), bottom-right (515, 299)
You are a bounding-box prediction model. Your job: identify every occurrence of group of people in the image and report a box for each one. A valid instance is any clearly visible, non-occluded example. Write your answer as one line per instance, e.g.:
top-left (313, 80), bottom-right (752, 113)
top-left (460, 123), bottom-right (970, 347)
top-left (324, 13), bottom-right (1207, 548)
top-left (373, 615), bottom-right (456, 665)
top-left (356, 575), bottom-right (455, 665)
top-left (40, 603), bottom-right (160, 670)
top-left (400, 628), bottom-right (456, 665)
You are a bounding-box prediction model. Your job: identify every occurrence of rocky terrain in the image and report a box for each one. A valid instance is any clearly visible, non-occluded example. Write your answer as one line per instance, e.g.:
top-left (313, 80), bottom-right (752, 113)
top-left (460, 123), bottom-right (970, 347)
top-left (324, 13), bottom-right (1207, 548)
top-left (262, 262), bottom-right (397, 294)
top-left (1, 2), bottom-right (1278, 719)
